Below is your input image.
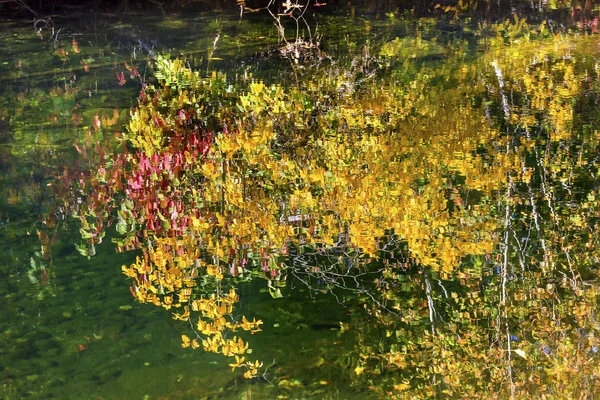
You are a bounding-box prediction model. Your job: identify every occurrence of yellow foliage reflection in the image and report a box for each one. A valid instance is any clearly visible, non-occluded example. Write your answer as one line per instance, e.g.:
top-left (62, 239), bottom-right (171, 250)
top-left (68, 15), bottom-right (600, 394)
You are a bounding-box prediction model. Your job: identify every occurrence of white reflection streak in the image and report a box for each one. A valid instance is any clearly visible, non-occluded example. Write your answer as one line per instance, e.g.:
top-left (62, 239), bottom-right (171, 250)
top-left (492, 60), bottom-right (511, 121)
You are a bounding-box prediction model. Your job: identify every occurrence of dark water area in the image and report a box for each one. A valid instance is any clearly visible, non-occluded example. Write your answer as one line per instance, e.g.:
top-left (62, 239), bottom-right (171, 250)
top-left (2, 2), bottom-right (600, 399)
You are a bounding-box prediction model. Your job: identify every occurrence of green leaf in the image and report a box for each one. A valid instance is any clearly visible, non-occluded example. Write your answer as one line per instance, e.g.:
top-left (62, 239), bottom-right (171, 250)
top-left (116, 218), bottom-right (127, 235)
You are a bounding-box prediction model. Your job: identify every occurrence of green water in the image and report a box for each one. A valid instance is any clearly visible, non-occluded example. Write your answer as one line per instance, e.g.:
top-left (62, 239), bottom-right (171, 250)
top-left (0, 11), bottom-right (384, 400)
top-left (2, 4), bottom-right (600, 399)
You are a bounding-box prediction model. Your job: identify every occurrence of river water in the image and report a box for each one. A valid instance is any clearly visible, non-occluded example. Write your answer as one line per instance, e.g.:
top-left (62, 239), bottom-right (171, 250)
top-left (1, 4), bottom-right (600, 399)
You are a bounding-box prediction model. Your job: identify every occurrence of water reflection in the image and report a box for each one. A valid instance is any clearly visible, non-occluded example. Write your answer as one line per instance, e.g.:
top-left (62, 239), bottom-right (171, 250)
top-left (2, 5), bottom-right (600, 399)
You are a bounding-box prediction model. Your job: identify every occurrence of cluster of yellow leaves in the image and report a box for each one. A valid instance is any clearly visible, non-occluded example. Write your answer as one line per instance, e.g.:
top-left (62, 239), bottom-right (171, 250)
top-left (122, 235), bottom-right (263, 378)
top-left (123, 53), bottom-right (520, 299)
top-left (229, 355), bottom-right (264, 379)
top-left (127, 105), bottom-right (165, 156)
top-left (181, 289), bottom-right (262, 376)
top-left (222, 76), bottom-right (503, 275)
top-left (121, 237), bottom-right (198, 308)
top-left (484, 30), bottom-right (583, 142)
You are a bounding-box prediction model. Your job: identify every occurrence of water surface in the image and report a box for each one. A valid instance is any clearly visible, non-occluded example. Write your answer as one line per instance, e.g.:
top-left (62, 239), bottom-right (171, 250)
top-left (2, 4), bottom-right (600, 399)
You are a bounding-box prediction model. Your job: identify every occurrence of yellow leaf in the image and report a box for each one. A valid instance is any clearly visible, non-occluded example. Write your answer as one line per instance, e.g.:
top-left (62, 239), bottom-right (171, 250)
top-left (181, 334), bottom-right (191, 348)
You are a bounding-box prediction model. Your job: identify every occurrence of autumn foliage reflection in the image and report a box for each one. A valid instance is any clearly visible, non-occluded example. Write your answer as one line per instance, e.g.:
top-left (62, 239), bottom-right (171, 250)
top-left (65, 18), bottom-right (600, 396)
top-left (347, 21), bottom-right (600, 399)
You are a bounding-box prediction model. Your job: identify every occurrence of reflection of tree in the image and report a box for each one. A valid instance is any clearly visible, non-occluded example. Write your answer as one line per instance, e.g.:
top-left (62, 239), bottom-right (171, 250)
top-left (348, 28), bottom-right (600, 399)
top-left (63, 20), bottom-right (600, 394)
top-left (490, 34), bottom-right (600, 398)
top-left (65, 48), bottom-right (512, 379)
